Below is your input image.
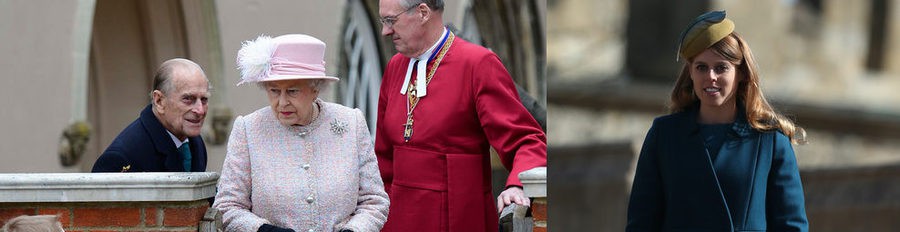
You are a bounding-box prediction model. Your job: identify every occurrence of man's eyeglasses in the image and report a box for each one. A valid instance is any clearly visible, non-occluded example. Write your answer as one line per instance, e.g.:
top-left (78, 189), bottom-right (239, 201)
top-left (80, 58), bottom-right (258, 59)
top-left (380, 4), bottom-right (419, 28)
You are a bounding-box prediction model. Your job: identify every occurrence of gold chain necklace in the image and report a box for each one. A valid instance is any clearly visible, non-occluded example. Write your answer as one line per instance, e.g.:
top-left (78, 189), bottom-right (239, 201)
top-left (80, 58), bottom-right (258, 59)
top-left (403, 32), bottom-right (455, 142)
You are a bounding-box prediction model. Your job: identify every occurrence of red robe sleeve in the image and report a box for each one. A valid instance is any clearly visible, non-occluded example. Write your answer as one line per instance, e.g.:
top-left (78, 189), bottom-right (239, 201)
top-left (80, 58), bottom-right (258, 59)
top-left (471, 53), bottom-right (547, 187)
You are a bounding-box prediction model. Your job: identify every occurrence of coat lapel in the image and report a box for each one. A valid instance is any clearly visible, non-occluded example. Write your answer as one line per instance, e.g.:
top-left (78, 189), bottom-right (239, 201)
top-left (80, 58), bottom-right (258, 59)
top-left (187, 137), bottom-right (204, 172)
top-left (138, 104), bottom-right (183, 172)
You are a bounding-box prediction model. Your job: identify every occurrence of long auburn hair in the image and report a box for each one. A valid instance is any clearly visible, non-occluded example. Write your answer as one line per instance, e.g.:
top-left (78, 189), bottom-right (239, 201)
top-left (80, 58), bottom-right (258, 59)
top-left (669, 32), bottom-right (807, 144)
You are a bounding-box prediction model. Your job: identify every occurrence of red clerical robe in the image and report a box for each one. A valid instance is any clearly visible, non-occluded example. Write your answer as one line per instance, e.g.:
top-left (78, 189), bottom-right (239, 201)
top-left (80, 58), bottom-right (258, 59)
top-left (375, 37), bottom-right (547, 232)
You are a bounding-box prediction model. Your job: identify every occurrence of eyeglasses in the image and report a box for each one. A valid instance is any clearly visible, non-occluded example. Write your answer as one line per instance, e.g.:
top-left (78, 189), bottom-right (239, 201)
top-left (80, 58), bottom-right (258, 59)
top-left (380, 4), bottom-right (419, 28)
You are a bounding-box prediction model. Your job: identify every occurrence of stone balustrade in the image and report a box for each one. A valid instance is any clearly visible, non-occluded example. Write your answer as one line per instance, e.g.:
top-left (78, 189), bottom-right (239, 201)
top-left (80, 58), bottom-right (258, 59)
top-left (0, 172), bottom-right (218, 231)
top-left (0, 170), bottom-right (551, 231)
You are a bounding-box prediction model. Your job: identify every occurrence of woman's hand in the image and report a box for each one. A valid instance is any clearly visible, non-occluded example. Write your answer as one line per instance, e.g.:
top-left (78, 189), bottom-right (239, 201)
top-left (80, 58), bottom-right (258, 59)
top-left (496, 186), bottom-right (530, 213)
top-left (257, 224), bottom-right (295, 232)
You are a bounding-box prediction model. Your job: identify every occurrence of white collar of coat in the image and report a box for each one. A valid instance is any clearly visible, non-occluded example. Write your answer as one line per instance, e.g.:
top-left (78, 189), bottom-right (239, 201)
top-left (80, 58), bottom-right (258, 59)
top-left (400, 27), bottom-right (449, 97)
top-left (166, 130), bottom-right (188, 149)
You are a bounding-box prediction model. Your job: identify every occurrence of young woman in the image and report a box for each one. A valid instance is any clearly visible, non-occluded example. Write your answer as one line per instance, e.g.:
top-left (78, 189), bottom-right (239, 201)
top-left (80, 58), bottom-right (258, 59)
top-left (626, 11), bottom-right (809, 232)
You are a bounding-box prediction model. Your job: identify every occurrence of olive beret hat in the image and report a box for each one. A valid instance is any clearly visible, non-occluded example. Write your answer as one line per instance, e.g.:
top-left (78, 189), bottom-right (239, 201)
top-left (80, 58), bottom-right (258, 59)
top-left (676, 10), bottom-right (734, 61)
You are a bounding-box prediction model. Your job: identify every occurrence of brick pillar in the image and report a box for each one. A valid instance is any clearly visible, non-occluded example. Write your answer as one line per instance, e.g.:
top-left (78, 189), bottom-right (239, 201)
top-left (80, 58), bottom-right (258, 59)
top-left (531, 198), bottom-right (547, 232)
top-left (520, 167), bottom-right (547, 232)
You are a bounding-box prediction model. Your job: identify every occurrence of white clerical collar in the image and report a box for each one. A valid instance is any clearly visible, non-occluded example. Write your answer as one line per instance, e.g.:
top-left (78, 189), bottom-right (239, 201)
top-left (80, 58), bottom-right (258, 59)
top-left (400, 27), bottom-right (449, 97)
top-left (167, 130), bottom-right (189, 148)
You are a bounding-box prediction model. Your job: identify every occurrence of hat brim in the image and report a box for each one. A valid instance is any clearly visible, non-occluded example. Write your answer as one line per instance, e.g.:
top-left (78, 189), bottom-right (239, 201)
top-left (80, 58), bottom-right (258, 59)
top-left (237, 75), bottom-right (339, 86)
top-left (265, 74), bottom-right (339, 82)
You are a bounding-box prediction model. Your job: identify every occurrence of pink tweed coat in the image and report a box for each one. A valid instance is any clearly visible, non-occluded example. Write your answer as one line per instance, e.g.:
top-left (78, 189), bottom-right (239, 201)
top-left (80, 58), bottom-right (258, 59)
top-left (213, 100), bottom-right (389, 232)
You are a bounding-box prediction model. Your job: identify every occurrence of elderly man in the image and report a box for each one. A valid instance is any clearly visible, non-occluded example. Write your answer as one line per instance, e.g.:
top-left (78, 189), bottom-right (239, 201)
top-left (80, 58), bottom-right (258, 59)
top-left (375, 0), bottom-right (547, 231)
top-left (92, 58), bottom-right (210, 172)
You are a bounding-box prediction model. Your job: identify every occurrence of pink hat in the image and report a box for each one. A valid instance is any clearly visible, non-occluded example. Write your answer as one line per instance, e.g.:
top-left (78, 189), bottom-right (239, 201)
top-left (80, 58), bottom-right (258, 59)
top-left (236, 34), bottom-right (339, 86)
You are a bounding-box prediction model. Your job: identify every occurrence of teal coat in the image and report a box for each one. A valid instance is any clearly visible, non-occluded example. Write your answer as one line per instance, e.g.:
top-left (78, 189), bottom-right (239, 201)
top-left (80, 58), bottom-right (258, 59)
top-left (627, 107), bottom-right (808, 232)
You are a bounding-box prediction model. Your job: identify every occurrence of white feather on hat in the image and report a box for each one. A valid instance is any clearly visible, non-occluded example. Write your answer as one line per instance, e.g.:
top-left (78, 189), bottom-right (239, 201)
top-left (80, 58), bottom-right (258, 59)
top-left (236, 35), bottom-right (276, 86)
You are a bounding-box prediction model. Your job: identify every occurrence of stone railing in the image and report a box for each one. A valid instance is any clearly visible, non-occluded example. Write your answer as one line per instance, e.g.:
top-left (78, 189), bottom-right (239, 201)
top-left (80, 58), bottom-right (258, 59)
top-left (520, 167), bottom-right (547, 232)
top-left (0, 172), bottom-right (218, 231)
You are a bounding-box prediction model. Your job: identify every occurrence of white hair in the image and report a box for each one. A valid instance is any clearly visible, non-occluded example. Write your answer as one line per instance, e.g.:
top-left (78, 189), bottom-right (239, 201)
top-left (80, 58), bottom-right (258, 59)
top-left (1, 215), bottom-right (65, 232)
top-left (401, 0), bottom-right (444, 10)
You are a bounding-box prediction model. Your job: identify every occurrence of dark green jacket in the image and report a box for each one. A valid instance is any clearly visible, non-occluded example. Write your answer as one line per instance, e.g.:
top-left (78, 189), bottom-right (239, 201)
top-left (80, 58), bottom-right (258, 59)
top-left (627, 106), bottom-right (808, 232)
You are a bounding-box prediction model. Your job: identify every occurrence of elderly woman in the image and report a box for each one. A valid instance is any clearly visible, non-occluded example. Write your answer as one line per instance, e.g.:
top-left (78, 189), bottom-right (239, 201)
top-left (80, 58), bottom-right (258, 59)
top-left (213, 34), bottom-right (389, 232)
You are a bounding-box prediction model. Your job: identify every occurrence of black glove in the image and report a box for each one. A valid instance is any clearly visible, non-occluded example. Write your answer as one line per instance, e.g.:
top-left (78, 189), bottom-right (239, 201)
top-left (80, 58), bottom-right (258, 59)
top-left (257, 224), bottom-right (296, 232)
top-left (339, 230), bottom-right (354, 232)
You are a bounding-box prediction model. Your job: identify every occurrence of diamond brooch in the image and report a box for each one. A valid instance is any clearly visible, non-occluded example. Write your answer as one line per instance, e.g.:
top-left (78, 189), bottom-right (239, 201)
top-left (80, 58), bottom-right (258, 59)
top-left (330, 119), bottom-right (348, 136)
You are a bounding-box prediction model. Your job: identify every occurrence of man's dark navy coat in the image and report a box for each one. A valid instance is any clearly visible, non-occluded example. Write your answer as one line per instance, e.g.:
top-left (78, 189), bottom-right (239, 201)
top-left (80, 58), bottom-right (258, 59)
top-left (92, 104), bottom-right (207, 172)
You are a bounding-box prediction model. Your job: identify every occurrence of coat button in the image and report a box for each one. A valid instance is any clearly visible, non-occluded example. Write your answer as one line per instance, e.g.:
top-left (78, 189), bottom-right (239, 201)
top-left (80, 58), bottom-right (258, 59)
top-left (306, 195), bottom-right (315, 204)
top-left (307, 229), bottom-right (315, 232)
top-left (302, 164), bottom-right (310, 170)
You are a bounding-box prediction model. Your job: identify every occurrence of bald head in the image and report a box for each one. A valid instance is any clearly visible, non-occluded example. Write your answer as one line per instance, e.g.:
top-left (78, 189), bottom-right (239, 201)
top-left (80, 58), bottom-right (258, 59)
top-left (152, 58), bottom-right (208, 96)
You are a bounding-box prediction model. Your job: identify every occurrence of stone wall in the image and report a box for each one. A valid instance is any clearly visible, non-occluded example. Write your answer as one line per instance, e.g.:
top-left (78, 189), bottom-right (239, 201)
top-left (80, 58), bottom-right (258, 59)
top-left (802, 163), bottom-right (900, 231)
top-left (549, 0), bottom-right (900, 111)
top-left (548, 142), bottom-right (635, 231)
